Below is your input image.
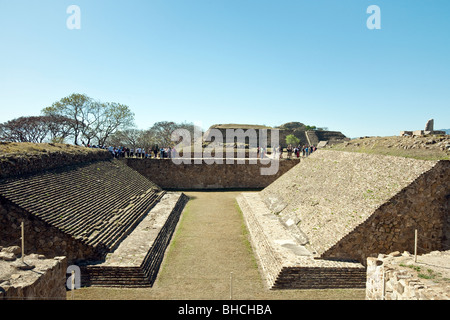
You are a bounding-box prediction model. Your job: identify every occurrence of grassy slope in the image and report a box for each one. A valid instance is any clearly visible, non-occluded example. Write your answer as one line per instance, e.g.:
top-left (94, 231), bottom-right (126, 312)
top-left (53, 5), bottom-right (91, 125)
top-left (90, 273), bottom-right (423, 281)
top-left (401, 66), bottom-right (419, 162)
top-left (0, 141), bottom-right (105, 158)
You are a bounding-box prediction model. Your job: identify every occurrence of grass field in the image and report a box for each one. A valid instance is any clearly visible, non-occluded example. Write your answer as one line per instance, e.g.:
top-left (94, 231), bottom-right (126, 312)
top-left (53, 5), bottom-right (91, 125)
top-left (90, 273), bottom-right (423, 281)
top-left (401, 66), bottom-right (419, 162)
top-left (69, 191), bottom-right (365, 300)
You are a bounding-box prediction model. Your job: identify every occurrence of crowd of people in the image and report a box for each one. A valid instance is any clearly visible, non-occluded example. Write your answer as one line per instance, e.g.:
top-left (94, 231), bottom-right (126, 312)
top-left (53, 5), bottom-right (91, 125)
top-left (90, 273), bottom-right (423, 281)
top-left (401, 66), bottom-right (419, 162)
top-left (265, 144), bottom-right (317, 159)
top-left (85, 144), bottom-right (176, 159)
top-left (285, 144), bottom-right (317, 159)
top-left (87, 144), bottom-right (317, 160)
top-left (106, 146), bottom-right (177, 159)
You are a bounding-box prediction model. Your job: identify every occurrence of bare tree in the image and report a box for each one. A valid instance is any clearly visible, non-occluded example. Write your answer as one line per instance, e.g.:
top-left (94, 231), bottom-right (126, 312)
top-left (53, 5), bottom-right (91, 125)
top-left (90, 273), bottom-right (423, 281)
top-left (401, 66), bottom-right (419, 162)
top-left (106, 129), bottom-right (143, 150)
top-left (149, 121), bottom-right (201, 147)
top-left (46, 115), bottom-right (76, 143)
top-left (0, 116), bottom-right (49, 143)
top-left (0, 115), bottom-right (77, 144)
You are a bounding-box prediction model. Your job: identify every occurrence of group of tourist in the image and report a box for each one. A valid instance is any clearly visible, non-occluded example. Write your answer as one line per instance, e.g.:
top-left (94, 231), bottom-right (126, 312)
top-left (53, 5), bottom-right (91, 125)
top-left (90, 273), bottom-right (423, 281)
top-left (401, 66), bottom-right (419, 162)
top-left (87, 144), bottom-right (316, 159)
top-left (257, 144), bottom-right (316, 159)
top-left (85, 144), bottom-right (176, 159)
top-left (286, 144), bottom-right (317, 159)
top-left (106, 146), bottom-right (178, 159)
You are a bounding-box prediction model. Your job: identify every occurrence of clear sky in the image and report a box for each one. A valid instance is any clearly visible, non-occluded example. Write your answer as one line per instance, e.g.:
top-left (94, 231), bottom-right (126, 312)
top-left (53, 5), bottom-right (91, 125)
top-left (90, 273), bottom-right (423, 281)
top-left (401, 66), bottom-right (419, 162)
top-left (0, 0), bottom-right (449, 138)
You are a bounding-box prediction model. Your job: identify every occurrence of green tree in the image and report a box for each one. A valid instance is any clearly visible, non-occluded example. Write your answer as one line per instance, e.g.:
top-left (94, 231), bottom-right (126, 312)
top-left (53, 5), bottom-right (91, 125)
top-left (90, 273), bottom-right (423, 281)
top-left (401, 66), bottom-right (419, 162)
top-left (94, 102), bottom-right (135, 146)
top-left (42, 93), bottom-right (92, 145)
top-left (304, 125), bottom-right (317, 131)
top-left (286, 134), bottom-right (300, 146)
top-left (42, 93), bottom-right (134, 146)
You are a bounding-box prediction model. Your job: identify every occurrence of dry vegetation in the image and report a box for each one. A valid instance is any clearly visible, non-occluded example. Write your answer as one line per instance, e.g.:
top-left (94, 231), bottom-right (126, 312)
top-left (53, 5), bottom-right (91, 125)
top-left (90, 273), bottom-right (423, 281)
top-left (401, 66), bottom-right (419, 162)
top-left (0, 141), bottom-right (106, 158)
top-left (326, 135), bottom-right (450, 160)
top-left (209, 124), bottom-right (273, 130)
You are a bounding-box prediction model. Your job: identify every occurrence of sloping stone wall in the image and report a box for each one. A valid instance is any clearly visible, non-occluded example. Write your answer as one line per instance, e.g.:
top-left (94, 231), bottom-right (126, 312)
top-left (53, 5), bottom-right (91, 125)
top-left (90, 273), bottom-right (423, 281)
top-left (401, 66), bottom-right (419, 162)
top-left (81, 192), bottom-right (188, 287)
top-left (0, 143), bottom-right (189, 288)
top-left (0, 158), bottom-right (165, 264)
top-left (260, 150), bottom-right (449, 265)
top-left (237, 192), bottom-right (366, 290)
top-left (322, 160), bottom-right (449, 263)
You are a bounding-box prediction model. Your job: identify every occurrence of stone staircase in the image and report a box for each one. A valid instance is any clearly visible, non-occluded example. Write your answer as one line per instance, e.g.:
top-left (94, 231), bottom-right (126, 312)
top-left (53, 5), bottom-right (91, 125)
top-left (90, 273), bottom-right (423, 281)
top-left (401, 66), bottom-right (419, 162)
top-left (237, 192), bottom-right (366, 290)
top-left (0, 159), bottom-right (165, 259)
top-left (81, 192), bottom-right (189, 287)
top-left (305, 130), bottom-right (319, 146)
top-left (272, 266), bottom-right (366, 289)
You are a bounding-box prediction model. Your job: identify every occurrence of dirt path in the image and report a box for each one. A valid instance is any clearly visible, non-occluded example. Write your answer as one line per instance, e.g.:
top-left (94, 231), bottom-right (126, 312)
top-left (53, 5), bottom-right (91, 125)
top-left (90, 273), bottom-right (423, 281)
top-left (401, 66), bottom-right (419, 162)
top-left (71, 191), bottom-right (364, 300)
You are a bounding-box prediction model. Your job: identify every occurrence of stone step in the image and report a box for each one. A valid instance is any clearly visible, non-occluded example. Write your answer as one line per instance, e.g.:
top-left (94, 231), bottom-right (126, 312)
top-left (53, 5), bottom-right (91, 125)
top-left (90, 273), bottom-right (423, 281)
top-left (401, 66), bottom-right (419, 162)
top-left (80, 193), bottom-right (188, 287)
top-left (0, 159), bottom-right (164, 258)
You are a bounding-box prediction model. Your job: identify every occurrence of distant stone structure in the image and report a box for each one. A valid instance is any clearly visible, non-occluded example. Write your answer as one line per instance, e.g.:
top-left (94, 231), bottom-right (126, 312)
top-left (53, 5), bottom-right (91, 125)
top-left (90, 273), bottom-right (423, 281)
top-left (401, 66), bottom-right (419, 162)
top-left (425, 119), bottom-right (434, 131)
top-left (205, 123), bottom-right (348, 148)
top-left (400, 119), bottom-right (446, 136)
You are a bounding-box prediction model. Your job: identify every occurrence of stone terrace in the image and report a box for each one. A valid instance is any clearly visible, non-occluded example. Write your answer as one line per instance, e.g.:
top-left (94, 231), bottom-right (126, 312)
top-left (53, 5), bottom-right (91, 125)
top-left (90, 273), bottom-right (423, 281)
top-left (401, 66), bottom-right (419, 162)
top-left (81, 192), bottom-right (189, 287)
top-left (260, 151), bottom-right (447, 261)
top-left (0, 159), bottom-right (165, 262)
top-left (238, 150), bottom-right (449, 289)
top-left (237, 192), bottom-right (366, 289)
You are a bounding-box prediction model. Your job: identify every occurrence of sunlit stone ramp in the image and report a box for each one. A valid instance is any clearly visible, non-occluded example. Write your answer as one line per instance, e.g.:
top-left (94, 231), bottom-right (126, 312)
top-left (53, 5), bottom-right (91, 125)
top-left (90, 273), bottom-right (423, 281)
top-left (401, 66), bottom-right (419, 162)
top-left (237, 150), bottom-right (449, 289)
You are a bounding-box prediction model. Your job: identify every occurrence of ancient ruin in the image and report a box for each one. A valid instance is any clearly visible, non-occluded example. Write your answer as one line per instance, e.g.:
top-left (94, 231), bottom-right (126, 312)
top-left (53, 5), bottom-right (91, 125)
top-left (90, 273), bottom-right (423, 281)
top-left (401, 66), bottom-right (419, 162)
top-left (237, 150), bottom-right (449, 289)
top-left (366, 250), bottom-right (450, 300)
top-left (205, 123), bottom-right (349, 148)
top-left (400, 118), bottom-right (446, 137)
top-left (0, 246), bottom-right (67, 300)
top-left (1, 137), bottom-right (449, 298)
top-left (0, 144), bottom-right (187, 290)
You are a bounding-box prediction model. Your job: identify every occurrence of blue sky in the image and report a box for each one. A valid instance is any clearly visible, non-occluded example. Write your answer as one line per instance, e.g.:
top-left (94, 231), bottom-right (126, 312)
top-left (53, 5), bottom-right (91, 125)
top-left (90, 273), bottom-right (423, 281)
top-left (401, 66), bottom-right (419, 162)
top-left (0, 0), bottom-right (449, 138)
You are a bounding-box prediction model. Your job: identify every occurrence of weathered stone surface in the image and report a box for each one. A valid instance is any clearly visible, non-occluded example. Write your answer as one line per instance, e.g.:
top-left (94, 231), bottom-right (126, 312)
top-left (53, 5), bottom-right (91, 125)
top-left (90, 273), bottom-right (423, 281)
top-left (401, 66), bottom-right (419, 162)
top-left (366, 250), bottom-right (450, 300)
top-left (81, 192), bottom-right (188, 287)
top-left (0, 252), bottom-right (16, 261)
top-left (260, 150), bottom-right (449, 264)
top-left (0, 159), bottom-right (164, 264)
top-left (425, 119), bottom-right (434, 131)
top-left (237, 192), bottom-right (366, 290)
top-left (0, 254), bottom-right (67, 300)
top-left (126, 158), bottom-right (300, 190)
top-left (0, 144), bottom-right (189, 289)
top-left (12, 261), bottom-right (35, 271)
top-left (2, 246), bottom-right (21, 255)
top-left (239, 149), bottom-right (449, 290)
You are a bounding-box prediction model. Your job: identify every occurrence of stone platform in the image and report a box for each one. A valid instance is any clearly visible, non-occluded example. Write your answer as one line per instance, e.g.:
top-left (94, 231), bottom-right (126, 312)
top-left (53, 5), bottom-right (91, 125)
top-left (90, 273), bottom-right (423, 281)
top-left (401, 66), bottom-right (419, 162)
top-left (81, 192), bottom-right (188, 287)
top-left (237, 192), bottom-right (366, 290)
